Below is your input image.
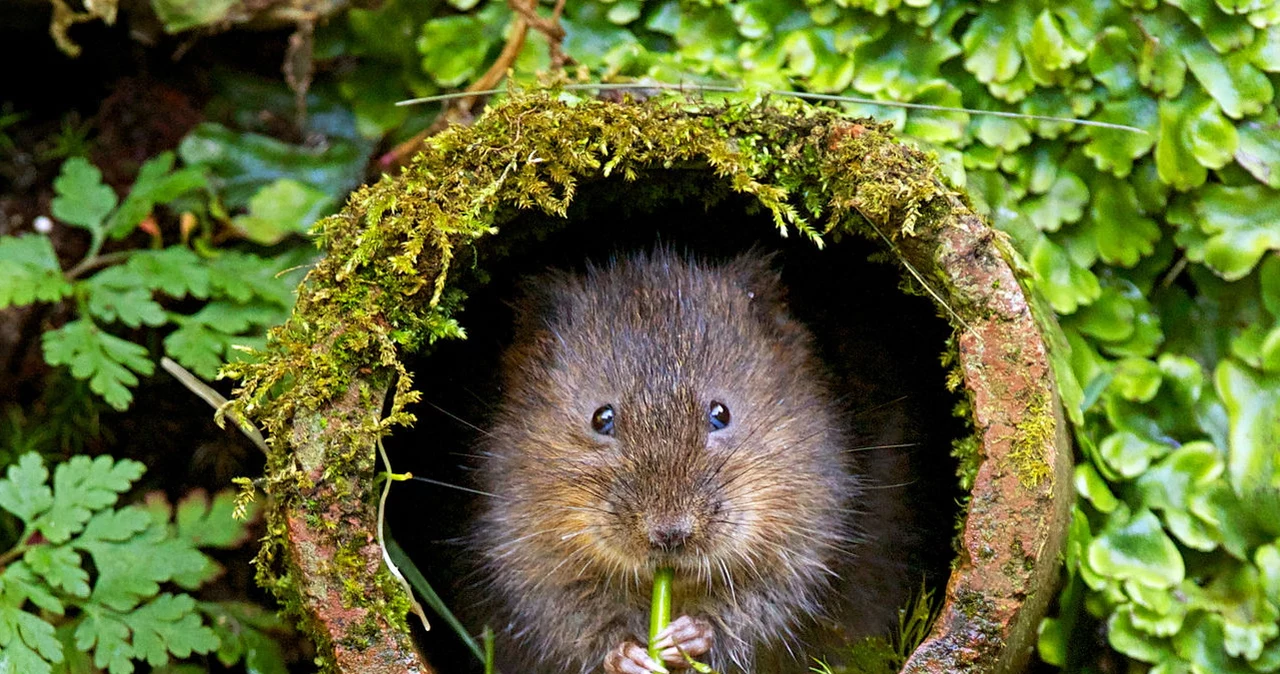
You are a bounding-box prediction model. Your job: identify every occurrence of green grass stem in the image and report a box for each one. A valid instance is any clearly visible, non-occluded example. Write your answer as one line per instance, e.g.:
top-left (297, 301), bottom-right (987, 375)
top-left (648, 567), bottom-right (675, 664)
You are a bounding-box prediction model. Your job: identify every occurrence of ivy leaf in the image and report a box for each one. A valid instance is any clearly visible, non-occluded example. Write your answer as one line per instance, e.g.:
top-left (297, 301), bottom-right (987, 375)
top-left (1235, 108), bottom-right (1280, 188)
top-left (1189, 184), bottom-right (1280, 280)
top-left (1088, 508), bottom-right (1186, 588)
top-left (36, 454), bottom-right (146, 545)
top-left (41, 321), bottom-right (154, 411)
top-left (106, 151), bottom-right (207, 239)
top-left (1083, 97), bottom-right (1158, 178)
top-left (178, 123), bottom-right (368, 208)
top-left (50, 157), bottom-right (117, 235)
top-left (0, 234), bottom-right (72, 309)
top-left (1215, 359), bottom-right (1280, 495)
top-left (961, 3), bottom-right (1024, 85)
top-left (0, 452), bottom-right (54, 523)
top-left (1030, 235), bottom-right (1101, 314)
top-left (1025, 170), bottom-right (1088, 232)
top-left (232, 178), bottom-right (335, 246)
top-left (1084, 175), bottom-right (1162, 267)
top-left (416, 14), bottom-right (492, 87)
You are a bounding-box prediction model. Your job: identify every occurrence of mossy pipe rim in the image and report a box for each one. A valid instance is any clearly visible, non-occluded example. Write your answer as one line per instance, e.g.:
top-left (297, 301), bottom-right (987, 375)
top-left (223, 91), bottom-right (1074, 674)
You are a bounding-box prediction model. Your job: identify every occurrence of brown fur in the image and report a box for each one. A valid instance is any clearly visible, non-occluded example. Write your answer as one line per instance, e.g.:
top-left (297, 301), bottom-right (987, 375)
top-left (475, 249), bottom-right (910, 674)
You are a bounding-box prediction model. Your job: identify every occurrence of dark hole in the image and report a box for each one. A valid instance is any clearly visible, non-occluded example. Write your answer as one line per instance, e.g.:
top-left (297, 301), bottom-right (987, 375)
top-left (385, 170), bottom-right (967, 672)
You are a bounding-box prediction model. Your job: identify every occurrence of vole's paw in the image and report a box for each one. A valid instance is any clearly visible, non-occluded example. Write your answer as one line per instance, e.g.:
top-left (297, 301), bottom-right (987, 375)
top-left (652, 615), bottom-right (714, 666)
top-left (605, 640), bottom-right (667, 674)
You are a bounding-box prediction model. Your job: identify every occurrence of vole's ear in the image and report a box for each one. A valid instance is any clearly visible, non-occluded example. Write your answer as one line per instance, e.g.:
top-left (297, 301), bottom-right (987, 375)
top-left (501, 270), bottom-right (575, 383)
top-left (724, 249), bottom-right (813, 343)
top-left (724, 249), bottom-right (788, 308)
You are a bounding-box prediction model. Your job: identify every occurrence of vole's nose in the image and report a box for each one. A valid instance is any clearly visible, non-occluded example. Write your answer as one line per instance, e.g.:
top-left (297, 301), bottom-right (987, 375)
top-left (648, 516), bottom-right (693, 551)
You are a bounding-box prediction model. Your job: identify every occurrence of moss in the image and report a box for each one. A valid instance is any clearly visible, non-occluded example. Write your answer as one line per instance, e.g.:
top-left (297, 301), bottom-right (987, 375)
top-left (221, 89), bottom-right (962, 668)
top-left (1005, 391), bottom-right (1054, 490)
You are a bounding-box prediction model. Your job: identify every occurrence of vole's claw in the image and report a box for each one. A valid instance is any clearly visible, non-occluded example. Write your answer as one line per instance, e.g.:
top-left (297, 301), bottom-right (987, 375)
top-left (605, 640), bottom-right (668, 674)
top-left (653, 615), bottom-right (714, 665)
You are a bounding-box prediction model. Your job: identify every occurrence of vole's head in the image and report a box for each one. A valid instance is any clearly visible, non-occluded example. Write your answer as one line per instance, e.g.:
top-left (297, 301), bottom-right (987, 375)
top-left (481, 249), bottom-right (857, 591)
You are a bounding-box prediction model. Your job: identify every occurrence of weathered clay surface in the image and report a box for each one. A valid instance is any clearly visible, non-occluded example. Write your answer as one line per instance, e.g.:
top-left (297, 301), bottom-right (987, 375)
top-left (897, 199), bottom-right (1074, 674)
top-left (284, 376), bottom-right (434, 674)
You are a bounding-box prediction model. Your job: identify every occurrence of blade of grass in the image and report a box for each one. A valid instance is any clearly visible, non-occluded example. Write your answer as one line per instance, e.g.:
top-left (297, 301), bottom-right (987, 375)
top-left (384, 535), bottom-right (485, 663)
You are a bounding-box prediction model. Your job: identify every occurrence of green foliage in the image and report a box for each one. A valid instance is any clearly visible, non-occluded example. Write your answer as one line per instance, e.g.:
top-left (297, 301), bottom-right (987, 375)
top-left (813, 583), bottom-right (939, 674)
top-left (2, 153), bottom-right (316, 410)
top-left (0, 235), bottom-right (73, 308)
top-left (0, 452), bottom-right (267, 674)
top-left (20, 0), bottom-right (1279, 670)
top-left (307, 0), bottom-right (1280, 670)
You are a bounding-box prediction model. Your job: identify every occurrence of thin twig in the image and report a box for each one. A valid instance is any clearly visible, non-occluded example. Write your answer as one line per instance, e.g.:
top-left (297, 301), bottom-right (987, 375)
top-left (160, 357), bottom-right (269, 455)
top-left (397, 82), bottom-right (1149, 134)
top-left (380, 0), bottom-right (564, 169)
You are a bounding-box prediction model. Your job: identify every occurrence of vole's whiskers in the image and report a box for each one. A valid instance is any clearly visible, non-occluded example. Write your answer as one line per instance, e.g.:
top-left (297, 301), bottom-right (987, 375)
top-left (844, 441), bottom-right (920, 453)
top-left (409, 475), bottom-right (501, 499)
top-left (853, 394), bottom-right (910, 417)
top-left (862, 479), bottom-right (918, 490)
top-left (423, 398), bottom-right (496, 438)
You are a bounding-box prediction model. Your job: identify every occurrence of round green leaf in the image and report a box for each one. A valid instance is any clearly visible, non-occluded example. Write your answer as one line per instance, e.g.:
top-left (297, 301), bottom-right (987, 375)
top-left (1186, 98), bottom-right (1240, 169)
top-left (1089, 509), bottom-right (1186, 588)
top-left (1100, 431), bottom-right (1171, 478)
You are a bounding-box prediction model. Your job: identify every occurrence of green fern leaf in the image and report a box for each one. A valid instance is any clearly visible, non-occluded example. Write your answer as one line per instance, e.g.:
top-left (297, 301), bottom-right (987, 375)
top-left (41, 321), bottom-right (155, 411)
top-left (0, 235), bottom-right (72, 309)
top-left (50, 157), bottom-right (117, 235)
top-left (38, 455), bottom-right (146, 545)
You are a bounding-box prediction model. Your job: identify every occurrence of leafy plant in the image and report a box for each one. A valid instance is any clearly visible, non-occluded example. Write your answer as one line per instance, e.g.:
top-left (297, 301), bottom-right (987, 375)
top-left (0, 451), bottom-right (280, 674)
top-left (812, 582), bottom-right (939, 674)
top-left (1, 154), bottom-right (313, 410)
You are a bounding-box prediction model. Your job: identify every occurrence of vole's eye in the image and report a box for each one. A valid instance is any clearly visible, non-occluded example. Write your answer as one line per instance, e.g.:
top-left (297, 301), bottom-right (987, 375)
top-left (591, 405), bottom-right (616, 435)
top-left (709, 401), bottom-right (731, 431)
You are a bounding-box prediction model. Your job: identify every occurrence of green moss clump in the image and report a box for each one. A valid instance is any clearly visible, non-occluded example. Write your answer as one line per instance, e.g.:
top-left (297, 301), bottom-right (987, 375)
top-left (1006, 392), bottom-right (1054, 489)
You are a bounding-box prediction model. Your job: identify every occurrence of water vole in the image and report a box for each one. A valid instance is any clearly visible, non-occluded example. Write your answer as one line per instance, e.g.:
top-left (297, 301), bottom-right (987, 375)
top-left (475, 249), bottom-right (911, 674)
